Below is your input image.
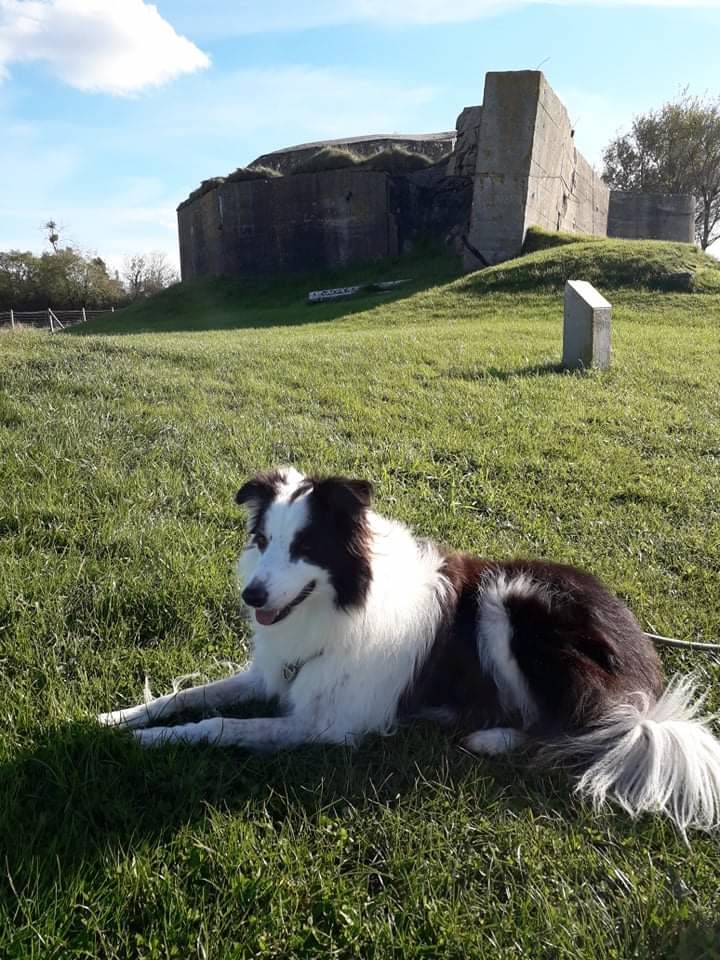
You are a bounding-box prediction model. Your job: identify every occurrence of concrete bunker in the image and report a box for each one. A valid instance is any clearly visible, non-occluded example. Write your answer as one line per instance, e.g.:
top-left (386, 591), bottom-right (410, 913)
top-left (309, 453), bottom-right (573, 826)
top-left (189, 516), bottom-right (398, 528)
top-left (177, 71), bottom-right (696, 282)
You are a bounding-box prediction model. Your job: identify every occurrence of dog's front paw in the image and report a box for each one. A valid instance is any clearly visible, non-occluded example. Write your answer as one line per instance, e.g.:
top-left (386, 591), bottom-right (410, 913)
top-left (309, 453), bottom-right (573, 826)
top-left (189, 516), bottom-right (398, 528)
top-left (133, 727), bottom-right (172, 748)
top-left (97, 709), bottom-right (127, 727)
top-left (133, 718), bottom-right (224, 748)
top-left (97, 703), bottom-right (154, 730)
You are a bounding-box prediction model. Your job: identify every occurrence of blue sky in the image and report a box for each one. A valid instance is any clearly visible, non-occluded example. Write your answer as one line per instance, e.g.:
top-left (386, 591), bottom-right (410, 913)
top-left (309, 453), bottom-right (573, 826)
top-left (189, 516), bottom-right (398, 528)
top-left (1, 0), bottom-right (719, 271)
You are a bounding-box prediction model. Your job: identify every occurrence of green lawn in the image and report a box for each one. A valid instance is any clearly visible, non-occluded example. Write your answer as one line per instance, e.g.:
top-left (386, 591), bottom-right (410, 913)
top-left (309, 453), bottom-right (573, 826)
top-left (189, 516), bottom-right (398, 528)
top-left (1, 240), bottom-right (720, 958)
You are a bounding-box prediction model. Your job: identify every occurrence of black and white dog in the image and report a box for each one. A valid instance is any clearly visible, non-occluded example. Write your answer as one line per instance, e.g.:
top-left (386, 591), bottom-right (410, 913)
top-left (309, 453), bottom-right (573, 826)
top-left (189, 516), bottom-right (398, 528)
top-left (100, 467), bottom-right (720, 833)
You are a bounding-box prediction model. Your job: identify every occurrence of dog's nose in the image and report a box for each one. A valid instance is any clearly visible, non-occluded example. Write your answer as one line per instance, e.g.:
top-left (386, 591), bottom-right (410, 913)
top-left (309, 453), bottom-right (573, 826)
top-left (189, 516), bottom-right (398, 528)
top-left (242, 583), bottom-right (269, 608)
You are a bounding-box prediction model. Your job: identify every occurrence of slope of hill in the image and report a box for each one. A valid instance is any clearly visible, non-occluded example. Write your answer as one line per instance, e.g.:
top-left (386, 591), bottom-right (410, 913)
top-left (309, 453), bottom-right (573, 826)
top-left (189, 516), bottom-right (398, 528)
top-left (462, 230), bottom-right (720, 293)
top-left (77, 234), bottom-right (720, 336)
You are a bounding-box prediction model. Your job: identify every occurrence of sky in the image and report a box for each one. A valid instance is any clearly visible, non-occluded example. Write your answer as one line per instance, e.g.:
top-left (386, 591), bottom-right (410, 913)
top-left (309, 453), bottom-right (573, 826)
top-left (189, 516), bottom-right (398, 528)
top-left (1, 0), bottom-right (719, 273)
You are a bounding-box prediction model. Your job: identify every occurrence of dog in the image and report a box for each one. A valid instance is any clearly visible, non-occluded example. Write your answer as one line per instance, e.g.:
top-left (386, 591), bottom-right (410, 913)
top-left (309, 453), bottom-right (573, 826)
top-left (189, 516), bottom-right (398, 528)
top-left (99, 467), bottom-right (720, 833)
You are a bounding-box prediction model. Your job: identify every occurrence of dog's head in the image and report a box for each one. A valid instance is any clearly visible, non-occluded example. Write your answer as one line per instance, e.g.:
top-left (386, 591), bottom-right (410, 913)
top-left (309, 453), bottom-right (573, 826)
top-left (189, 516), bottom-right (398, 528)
top-left (235, 467), bottom-right (373, 627)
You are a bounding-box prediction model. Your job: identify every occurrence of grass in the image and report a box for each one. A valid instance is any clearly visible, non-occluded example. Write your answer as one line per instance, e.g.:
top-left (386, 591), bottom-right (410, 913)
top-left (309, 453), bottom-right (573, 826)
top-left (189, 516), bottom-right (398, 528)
top-left (289, 146), bottom-right (436, 176)
top-left (178, 147), bottom-right (440, 208)
top-left (75, 247), bottom-right (463, 335)
top-left (290, 146), bottom-right (364, 174)
top-left (226, 166), bottom-right (282, 183)
top-left (475, 230), bottom-right (720, 293)
top-left (522, 225), bottom-right (609, 254)
top-left (357, 148), bottom-right (436, 174)
top-left (1, 237), bottom-right (719, 957)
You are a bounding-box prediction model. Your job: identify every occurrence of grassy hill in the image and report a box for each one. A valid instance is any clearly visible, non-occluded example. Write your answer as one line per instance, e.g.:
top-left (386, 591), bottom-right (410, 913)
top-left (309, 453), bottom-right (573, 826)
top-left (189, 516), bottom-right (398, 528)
top-left (73, 232), bottom-right (720, 337)
top-left (77, 247), bottom-right (463, 335)
top-left (1, 236), bottom-right (719, 958)
top-left (467, 231), bottom-right (720, 294)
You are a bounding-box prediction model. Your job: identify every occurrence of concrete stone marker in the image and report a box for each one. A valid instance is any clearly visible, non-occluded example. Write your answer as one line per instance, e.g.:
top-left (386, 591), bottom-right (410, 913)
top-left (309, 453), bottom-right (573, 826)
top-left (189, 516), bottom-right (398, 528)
top-left (562, 280), bottom-right (612, 370)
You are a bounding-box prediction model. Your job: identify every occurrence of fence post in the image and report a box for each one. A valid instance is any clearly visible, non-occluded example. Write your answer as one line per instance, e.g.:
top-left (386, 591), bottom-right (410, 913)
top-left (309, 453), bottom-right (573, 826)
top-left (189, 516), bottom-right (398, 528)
top-left (48, 308), bottom-right (54, 333)
top-left (82, 307), bottom-right (87, 323)
top-left (10, 308), bottom-right (14, 330)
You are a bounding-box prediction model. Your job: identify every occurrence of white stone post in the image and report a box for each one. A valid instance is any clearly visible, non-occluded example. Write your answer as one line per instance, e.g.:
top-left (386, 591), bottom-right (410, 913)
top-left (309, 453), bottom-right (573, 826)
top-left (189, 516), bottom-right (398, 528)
top-left (562, 280), bottom-right (612, 371)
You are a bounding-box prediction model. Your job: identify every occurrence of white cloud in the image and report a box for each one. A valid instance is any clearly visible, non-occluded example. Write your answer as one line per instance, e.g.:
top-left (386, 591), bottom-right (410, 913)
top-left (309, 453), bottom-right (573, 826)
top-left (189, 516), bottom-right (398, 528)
top-left (0, 116), bottom-right (179, 264)
top-left (225, 65), bottom-right (438, 144)
top-left (166, 0), bottom-right (719, 35)
top-left (0, 0), bottom-right (210, 95)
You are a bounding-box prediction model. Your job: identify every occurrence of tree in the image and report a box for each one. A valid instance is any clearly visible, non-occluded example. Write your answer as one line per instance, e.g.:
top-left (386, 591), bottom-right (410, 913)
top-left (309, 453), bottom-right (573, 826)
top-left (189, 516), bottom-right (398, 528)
top-left (0, 251), bottom-right (40, 307)
top-left (0, 247), bottom-right (123, 309)
top-left (602, 91), bottom-right (720, 250)
top-left (122, 252), bottom-right (179, 299)
top-left (1, 222), bottom-right (174, 309)
top-left (44, 219), bottom-right (60, 253)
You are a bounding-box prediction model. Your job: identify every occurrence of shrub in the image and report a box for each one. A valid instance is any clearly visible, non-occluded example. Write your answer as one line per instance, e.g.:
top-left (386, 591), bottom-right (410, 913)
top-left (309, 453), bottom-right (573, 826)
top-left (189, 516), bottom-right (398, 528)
top-left (186, 177), bottom-right (226, 203)
top-left (290, 147), bottom-right (362, 174)
top-left (359, 147), bottom-right (435, 174)
top-left (227, 165), bottom-right (282, 182)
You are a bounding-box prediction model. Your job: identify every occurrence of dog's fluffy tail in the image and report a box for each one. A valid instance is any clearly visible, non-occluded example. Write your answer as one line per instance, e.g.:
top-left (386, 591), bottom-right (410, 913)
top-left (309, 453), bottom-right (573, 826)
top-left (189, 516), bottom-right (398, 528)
top-left (544, 675), bottom-right (720, 834)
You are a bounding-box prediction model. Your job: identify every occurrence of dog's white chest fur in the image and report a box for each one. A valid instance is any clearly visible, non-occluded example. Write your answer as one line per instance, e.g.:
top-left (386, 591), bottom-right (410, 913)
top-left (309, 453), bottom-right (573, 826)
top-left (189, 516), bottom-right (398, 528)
top-left (249, 511), bottom-right (448, 743)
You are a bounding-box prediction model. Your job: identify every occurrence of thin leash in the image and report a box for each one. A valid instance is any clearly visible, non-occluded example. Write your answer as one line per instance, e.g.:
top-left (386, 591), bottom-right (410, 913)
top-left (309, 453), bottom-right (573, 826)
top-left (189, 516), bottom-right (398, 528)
top-left (645, 632), bottom-right (720, 653)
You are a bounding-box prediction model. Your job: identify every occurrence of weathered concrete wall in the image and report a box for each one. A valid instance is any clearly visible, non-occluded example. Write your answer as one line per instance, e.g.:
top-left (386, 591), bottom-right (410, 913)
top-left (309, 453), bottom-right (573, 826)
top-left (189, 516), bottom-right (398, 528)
top-left (464, 71), bottom-right (608, 269)
top-left (446, 106), bottom-right (483, 178)
top-left (463, 72), bottom-right (538, 269)
top-left (525, 75), bottom-right (609, 238)
top-left (178, 188), bottom-right (221, 280)
top-left (608, 192), bottom-right (696, 243)
top-left (253, 133), bottom-right (455, 174)
top-left (392, 165), bottom-right (473, 252)
top-left (178, 170), bottom-right (396, 281)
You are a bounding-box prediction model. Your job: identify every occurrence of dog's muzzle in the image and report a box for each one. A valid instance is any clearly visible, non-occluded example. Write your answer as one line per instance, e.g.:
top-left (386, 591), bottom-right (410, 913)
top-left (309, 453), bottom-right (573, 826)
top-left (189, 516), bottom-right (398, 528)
top-left (250, 580), bottom-right (317, 627)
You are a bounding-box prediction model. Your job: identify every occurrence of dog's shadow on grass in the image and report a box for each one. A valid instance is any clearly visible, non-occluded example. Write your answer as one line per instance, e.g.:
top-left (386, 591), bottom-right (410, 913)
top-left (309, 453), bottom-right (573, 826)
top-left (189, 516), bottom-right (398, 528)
top-left (1, 722), bottom-right (714, 959)
top-left (0, 716), bottom-right (682, 902)
top-left (0, 718), bottom-right (572, 890)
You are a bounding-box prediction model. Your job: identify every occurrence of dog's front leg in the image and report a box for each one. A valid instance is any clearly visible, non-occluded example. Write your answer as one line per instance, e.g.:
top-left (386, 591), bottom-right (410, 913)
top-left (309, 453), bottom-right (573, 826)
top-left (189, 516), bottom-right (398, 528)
top-left (98, 667), bottom-right (266, 731)
top-left (132, 715), bottom-right (343, 750)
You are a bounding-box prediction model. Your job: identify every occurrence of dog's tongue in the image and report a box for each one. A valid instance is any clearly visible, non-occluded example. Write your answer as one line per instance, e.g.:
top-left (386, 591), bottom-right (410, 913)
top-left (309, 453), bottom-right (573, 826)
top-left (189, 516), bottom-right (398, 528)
top-left (256, 608), bottom-right (279, 626)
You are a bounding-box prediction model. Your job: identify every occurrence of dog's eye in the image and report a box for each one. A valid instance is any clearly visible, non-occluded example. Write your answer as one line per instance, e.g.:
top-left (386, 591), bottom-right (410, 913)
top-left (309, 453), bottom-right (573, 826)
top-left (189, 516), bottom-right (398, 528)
top-left (291, 532), bottom-right (310, 557)
top-left (253, 532), bottom-right (268, 551)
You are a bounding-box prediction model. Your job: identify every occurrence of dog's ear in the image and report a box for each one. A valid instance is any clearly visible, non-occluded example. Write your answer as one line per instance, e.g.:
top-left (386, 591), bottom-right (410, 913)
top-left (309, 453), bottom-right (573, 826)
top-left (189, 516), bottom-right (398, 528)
top-left (235, 471), bottom-right (282, 508)
top-left (310, 476), bottom-right (373, 517)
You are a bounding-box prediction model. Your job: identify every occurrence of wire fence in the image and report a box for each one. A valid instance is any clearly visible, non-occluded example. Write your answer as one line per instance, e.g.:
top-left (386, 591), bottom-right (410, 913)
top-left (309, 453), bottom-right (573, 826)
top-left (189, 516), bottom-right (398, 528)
top-left (0, 306), bottom-right (116, 333)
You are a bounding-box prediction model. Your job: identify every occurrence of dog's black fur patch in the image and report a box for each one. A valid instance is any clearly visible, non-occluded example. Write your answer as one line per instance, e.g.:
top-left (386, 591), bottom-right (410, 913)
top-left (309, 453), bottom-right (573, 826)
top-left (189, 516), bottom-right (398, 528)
top-left (289, 476), bottom-right (373, 610)
top-left (235, 471), bottom-right (284, 536)
top-left (401, 555), bottom-right (663, 737)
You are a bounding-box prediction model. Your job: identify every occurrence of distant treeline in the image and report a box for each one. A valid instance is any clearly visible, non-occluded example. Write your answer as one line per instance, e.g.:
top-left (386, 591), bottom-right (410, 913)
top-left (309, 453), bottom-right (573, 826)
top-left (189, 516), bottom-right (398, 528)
top-left (0, 248), bottom-right (178, 310)
top-left (0, 248), bottom-right (123, 310)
